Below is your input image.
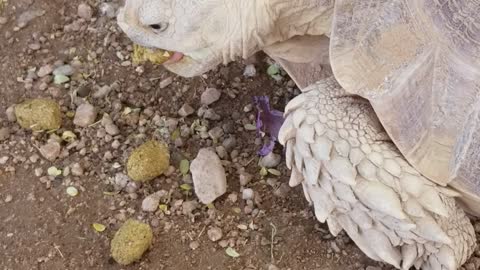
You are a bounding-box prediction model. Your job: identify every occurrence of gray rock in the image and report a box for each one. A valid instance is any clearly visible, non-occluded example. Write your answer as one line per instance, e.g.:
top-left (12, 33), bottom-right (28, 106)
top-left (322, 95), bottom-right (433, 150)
top-left (203, 109), bottom-right (221, 120)
top-left (182, 200), bottom-right (198, 215)
top-left (99, 2), bottom-right (116, 18)
top-left (142, 193), bottom-right (161, 212)
top-left (273, 183), bottom-right (291, 198)
top-left (239, 172), bottom-right (252, 186)
top-left (93, 85), bottom-right (112, 98)
top-left (17, 9), bottom-right (45, 26)
top-left (259, 152), bottom-right (281, 168)
top-left (105, 123), bottom-right (120, 136)
top-left (0, 127), bottom-right (10, 141)
top-left (6, 106), bottom-right (16, 122)
top-left (222, 136), bottom-right (237, 150)
top-left (114, 173), bottom-right (130, 190)
top-left (242, 188), bottom-right (254, 200)
top-left (208, 127), bottom-right (224, 140)
top-left (267, 265), bottom-right (280, 270)
top-left (365, 267), bottom-right (381, 270)
top-left (201, 88), bottom-right (221, 106)
top-left (207, 227), bottom-right (223, 242)
top-left (243, 64), bottom-right (256, 77)
top-left (37, 65), bottom-right (53, 77)
top-left (78, 3), bottom-right (93, 20)
top-left (39, 141), bottom-right (61, 161)
top-left (73, 103), bottom-right (97, 127)
top-left (178, 104), bottom-right (194, 117)
top-left (0, 156), bottom-right (9, 165)
top-left (53, 65), bottom-right (74, 76)
top-left (125, 181), bottom-right (141, 193)
top-left (160, 77), bottom-right (173, 88)
top-left (190, 148), bottom-right (227, 204)
top-left (71, 162), bottom-right (84, 176)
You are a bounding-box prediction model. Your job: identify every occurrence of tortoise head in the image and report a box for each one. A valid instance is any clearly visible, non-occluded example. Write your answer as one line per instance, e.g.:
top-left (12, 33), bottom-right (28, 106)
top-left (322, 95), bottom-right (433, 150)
top-left (117, 0), bottom-right (333, 77)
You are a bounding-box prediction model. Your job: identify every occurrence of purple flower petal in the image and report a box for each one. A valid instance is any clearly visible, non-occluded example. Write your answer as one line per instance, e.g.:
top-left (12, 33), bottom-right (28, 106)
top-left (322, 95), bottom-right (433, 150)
top-left (254, 96), bottom-right (285, 156)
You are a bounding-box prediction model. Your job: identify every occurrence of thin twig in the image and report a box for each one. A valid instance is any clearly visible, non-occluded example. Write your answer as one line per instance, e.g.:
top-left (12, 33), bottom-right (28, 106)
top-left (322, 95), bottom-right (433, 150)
top-left (270, 222), bottom-right (277, 263)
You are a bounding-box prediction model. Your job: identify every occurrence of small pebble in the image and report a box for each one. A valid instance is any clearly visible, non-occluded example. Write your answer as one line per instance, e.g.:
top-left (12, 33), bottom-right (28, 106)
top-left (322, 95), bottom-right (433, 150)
top-left (178, 104), bottom-right (194, 117)
top-left (71, 163), bottom-right (84, 176)
top-left (99, 2), bottom-right (116, 18)
top-left (4, 195), bottom-right (13, 203)
top-left (142, 193), bottom-right (161, 212)
top-left (242, 188), bottom-right (254, 200)
top-left (105, 123), bottom-right (120, 135)
top-left (243, 64), bottom-right (256, 77)
top-left (189, 241), bottom-right (200, 250)
top-left (159, 77), bottom-right (173, 88)
top-left (78, 3), bottom-right (93, 20)
top-left (259, 152), bottom-right (281, 168)
top-left (201, 88), bottom-right (221, 106)
top-left (6, 106), bottom-right (16, 122)
top-left (39, 141), bottom-right (61, 161)
top-left (37, 65), bottom-right (53, 77)
top-left (207, 227), bottom-right (223, 242)
top-left (53, 65), bottom-right (74, 76)
top-left (0, 127), bottom-right (10, 141)
top-left (73, 103), bottom-right (97, 127)
top-left (239, 172), bottom-right (252, 186)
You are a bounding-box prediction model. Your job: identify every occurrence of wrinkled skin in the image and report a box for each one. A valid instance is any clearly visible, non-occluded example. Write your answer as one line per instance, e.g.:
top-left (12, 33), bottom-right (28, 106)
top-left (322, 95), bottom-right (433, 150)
top-left (117, 0), bottom-right (333, 77)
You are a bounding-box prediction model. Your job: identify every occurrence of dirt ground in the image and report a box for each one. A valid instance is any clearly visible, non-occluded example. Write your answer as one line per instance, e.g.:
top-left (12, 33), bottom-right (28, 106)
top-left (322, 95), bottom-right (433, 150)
top-left (0, 1), bottom-right (479, 270)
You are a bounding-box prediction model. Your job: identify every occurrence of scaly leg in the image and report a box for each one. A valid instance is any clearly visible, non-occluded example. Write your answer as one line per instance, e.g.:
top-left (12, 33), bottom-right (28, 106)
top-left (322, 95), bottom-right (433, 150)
top-left (279, 77), bottom-right (476, 270)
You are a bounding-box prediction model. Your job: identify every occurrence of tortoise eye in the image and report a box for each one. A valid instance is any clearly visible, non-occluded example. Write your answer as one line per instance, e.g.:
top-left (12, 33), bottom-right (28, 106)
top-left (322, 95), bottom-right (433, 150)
top-left (149, 22), bottom-right (168, 32)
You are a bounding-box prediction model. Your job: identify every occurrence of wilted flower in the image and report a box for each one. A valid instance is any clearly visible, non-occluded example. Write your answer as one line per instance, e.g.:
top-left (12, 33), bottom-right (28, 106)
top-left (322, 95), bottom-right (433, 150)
top-left (253, 96), bottom-right (284, 156)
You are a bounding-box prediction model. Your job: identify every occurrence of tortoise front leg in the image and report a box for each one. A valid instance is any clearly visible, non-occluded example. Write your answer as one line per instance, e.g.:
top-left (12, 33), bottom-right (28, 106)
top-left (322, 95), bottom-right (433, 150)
top-left (279, 76), bottom-right (476, 270)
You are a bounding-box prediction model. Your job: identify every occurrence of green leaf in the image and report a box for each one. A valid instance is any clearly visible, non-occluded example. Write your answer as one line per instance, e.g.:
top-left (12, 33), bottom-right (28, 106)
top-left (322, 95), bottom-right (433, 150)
top-left (92, 223), bottom-right (106, 232)
top-left (267, 168), bottom-right (281, 176)
top-left (179, 159), bottom-right (190, 175)
top-left (267, 64), bottom-right (280, 76)
top-left (54, 74), bottom-right (70, 85)
top-left (225, 247), bottom-right (240, 258)
top-left (180, 184), bottom-right (192, 191)
top-left (62, 130), bottom-right (77, 143)
top-left (171, 128), bottom-right (180, 140)
top-left (66, 186), bottom-right (79, 197)
top-left (159, 204), bottom-right (168, 212)
top-left (259, 167), bottom-right (268, 177)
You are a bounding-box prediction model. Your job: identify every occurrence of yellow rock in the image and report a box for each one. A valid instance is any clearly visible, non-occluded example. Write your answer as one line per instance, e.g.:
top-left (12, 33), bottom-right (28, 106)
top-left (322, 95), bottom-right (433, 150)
top-left (111, 219), bottom-right (153, 265)
top-left (132, 44), bottom-right (171, 65)
top-left (15, 99), bottom-right (62, 131)
top-left (127, 140), bottom-right (170, 182)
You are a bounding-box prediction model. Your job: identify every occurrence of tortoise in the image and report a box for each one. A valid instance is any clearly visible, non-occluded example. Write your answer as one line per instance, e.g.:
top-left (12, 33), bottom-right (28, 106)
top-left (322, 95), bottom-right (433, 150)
top-left (117, 0), bottom-right (480, 269)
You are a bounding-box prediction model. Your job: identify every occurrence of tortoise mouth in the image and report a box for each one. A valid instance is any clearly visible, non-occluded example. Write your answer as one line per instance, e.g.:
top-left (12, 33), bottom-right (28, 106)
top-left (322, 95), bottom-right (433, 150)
top-left (132, 45), bottom-right (185, 65)
top-left (164, 51), bottom-right (184, 64)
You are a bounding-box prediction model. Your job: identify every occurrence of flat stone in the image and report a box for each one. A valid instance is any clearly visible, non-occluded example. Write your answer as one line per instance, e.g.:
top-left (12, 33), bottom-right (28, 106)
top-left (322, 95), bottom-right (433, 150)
top-left (37, 64), bottom-right (53, 77)
top-left (0, 127), bottom-right (10, 141)
top-left (178, 104), bottom-right (194, 117)
top-left (159, 77), bottom-right (173, 88)
top-left (200, 88), bottom-right (221, 106)
top-left (53, 65), bottom-right (74, 76)
top-left (142, 193), bottom-right (161, 212)
top-left (259, 152), bottom-right (281, 168)
top-left (78, 3), bottom-right (93, 20)
top-left (73, 103), bottom-right (97, 127)
top-left (207, 227), bottom-right (223, 242)
top-left (190, 148), bottom-right (227, 204)
top-left (39, 141), bottom-right (61, 161)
